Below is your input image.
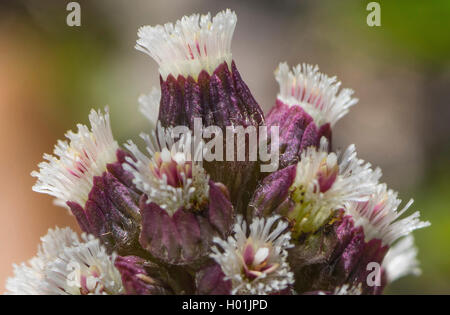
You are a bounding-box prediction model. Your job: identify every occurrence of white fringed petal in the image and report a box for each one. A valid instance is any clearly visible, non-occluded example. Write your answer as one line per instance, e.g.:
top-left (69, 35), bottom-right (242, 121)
top-left (210, 215), bottom-right (295, 295)
top-left (136, 9), bottom-right (237, 79)
top-left (275, 62), bottom-right (358, 127)
top-left (382, 235), bottom-right (422, 283)
top-left (346, 184), bottom-right (430, 245)
top-left (31, 108), bottom-right (118, 208)
top-left (44, 234), bottom-right (123, 295)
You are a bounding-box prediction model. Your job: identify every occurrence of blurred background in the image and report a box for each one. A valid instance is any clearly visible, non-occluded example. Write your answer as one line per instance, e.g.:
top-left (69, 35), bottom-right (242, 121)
top-left (0, 0), bottom-right (449, 294)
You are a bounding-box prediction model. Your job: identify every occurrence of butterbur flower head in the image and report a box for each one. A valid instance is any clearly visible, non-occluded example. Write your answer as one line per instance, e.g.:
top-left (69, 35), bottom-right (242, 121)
top-left (136, 10), bottom-right (264, 213)
top-left (265, 62), bottom-right (353, 168)
top-left (124, 128), bottom-right (209, 215)
top-left (32, 108), bottom-right (119, 208)
top-left (10, 9), bottom-right (431, 296)
top-left (288, 138), bottom-right (381, 236)
top-left (346, 183), bottom-right (430, 245)
top-left (45, 234), bottom-right (123, 295)
top-left (136, 9), bottom-right (236, 80)
top-left (125, 126), bottom-right (233, 265)
top-left (136, 10), bottom-right (263, 130)
top-left (6, 228), bottom-right (123, 295)
top-left (34, 109), bottom-right (141, 256)
top-left (275, 62), bottom-right (358, 128)
top-left (210, 215), bottom-right (294, 295)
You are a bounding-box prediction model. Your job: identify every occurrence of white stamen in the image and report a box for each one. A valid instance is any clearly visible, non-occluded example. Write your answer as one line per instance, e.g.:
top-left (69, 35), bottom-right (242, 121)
top-left (124, 125), bottom-right (209, 215)
top-left (327, 153), bottom-right (337, 168)
top-left (44, 234), bottom-right (123, 295)
top-left (5, 228), bottom-right (123, 295)
top-left (160, 148), bottom-right (172, 162)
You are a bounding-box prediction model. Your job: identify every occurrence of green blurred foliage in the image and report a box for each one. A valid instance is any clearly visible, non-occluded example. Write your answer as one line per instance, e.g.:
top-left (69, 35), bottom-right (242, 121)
top-left (323, 0), bottom-right (450, 67)
top-left (382, 0), bottom-right (450, 65)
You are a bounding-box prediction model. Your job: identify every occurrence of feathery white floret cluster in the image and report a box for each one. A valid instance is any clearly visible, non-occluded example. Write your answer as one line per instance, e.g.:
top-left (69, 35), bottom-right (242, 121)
top-left (276, 62), bottom-right (358, 127)
top-left (346, 184), bottom-right (430, 245)
top-left (6, 228), bottom-right (123, 295)
top-left (210, 215), bottom-right (294, 295)
top-left (31, 108), bottom-right (118, 208)
top-left (289, 137), bottom-right (381, 234)
top-left (124, 126), bottom-right (209, 215)
top-left (136, 9), bottom-right (237, 79)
